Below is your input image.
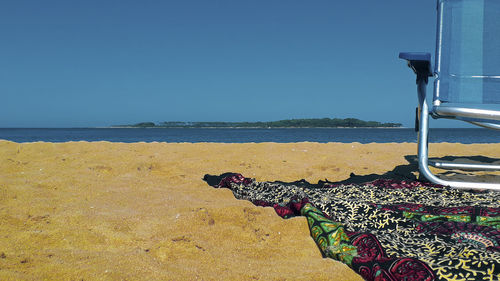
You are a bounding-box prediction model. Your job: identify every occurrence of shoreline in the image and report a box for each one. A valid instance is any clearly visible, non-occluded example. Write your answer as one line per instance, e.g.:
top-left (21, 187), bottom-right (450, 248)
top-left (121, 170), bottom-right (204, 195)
top-left (3, 127), bottom-right (492, 130)
top-left (109, 126), bottom-right (408, 129)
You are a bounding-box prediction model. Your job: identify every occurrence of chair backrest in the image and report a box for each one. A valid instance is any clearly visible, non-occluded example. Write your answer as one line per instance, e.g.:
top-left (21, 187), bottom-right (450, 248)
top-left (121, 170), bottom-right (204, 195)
top-left (434, 0), bottom-right (500, 105)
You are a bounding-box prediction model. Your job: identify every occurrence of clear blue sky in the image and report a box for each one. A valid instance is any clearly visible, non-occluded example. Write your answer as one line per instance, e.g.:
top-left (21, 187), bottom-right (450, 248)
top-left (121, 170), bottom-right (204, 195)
top-left (1, 0), bottom-right (458, 128)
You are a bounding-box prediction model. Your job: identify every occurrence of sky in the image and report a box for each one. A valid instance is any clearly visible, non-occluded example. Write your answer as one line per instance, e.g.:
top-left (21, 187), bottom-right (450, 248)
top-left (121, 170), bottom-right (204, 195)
top-left (1, 0), bottom-right (461, 128)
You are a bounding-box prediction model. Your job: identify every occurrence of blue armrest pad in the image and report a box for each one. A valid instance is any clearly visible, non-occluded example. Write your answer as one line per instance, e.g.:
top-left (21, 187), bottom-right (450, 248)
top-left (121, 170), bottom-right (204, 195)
top-left (399, 52), bottom-right (433, 80)
top-left (399, 52), bottom-right (431, 62)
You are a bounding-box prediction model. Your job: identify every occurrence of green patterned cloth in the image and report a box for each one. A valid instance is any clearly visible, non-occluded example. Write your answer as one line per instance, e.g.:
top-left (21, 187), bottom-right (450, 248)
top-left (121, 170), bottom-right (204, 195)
top-left (204, 173), bottom-right (500, 281)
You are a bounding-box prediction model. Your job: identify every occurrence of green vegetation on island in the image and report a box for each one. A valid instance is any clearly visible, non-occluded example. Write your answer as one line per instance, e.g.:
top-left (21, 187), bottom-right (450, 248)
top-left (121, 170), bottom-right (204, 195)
top-left (116, 118), bottom-right (402, 128)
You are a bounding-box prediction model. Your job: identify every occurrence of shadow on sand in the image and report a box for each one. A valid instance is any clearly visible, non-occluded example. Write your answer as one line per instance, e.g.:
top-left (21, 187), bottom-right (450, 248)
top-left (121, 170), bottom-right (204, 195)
top-left (336, 155), bottom-right (500, 185)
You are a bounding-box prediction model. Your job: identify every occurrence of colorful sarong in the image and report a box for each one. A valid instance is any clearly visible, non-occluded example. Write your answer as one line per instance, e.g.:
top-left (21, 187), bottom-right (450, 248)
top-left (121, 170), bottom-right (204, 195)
top-left (203, 173), bottom-right (500, 281)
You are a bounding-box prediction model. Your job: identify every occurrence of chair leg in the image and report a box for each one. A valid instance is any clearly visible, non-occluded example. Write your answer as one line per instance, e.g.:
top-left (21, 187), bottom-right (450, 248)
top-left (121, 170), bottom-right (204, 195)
top-left (415, 81), bottom-right (500, 190)
top-left (417, 94), bottom-right (434, 183)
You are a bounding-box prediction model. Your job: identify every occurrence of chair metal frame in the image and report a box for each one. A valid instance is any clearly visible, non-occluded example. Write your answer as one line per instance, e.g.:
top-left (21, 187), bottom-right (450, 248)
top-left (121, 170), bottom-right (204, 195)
top-left (400, 0), bottom-right (500, 190)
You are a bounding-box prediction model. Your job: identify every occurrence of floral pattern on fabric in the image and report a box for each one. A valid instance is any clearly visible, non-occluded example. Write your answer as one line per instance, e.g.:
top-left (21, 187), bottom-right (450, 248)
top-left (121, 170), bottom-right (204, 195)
top-left (203, 173), bottom-right (500, 281)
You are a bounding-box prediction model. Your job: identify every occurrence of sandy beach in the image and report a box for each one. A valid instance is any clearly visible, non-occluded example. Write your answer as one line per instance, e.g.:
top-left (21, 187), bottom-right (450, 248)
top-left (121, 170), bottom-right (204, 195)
top-left (1, 140), bottom-right (499, 280)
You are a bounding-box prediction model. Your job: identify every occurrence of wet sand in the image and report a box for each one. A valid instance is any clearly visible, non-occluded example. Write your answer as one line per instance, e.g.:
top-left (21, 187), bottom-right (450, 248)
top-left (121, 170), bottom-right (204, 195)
top-left (1, 141), bottom-right (499, 280)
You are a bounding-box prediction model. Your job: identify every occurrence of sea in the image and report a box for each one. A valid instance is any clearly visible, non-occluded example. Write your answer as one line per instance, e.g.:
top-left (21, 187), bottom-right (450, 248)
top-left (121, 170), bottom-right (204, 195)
top-left (0, 128), bottom-right (498, 144)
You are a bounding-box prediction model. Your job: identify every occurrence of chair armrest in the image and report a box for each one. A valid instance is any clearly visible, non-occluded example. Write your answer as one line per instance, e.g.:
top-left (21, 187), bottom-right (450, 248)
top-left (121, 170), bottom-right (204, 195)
top-left (399, 52), bottom-right (433, 83)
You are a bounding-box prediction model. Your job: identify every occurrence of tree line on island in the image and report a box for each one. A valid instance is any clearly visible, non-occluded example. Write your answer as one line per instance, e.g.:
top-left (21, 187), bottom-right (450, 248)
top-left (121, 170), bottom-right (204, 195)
top-left (116, 118), bottom-right (402, 128)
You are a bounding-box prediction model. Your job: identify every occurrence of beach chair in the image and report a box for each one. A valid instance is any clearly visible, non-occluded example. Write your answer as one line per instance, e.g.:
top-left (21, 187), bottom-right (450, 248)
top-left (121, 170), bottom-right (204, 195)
top-left (400, 0), bottom-right (500, 190)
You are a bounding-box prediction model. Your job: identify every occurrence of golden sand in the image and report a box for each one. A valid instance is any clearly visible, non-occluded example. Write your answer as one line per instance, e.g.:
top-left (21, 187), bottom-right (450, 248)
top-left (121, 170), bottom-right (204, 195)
top-left (1, 141), bottom-right (499, 280)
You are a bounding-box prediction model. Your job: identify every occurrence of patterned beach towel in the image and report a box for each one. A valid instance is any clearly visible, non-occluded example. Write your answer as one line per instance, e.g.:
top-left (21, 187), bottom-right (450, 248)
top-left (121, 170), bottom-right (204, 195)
top-left (203, 173), bottom-right (500, 281)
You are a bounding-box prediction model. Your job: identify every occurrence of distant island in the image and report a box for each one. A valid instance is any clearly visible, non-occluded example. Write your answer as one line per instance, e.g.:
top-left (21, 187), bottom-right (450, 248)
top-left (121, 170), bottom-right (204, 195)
top-left (114, 118), bottom-right (402, 128)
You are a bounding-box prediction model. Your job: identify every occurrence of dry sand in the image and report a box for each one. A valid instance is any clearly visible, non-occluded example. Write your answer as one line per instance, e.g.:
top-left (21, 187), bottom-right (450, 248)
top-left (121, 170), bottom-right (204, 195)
top-left (1, 140), bottom-right (499, 280)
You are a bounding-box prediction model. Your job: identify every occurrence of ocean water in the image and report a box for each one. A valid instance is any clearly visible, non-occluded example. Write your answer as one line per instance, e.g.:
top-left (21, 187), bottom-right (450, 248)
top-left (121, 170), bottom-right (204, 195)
top-left (0, 128), bottom-right (498, 144)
